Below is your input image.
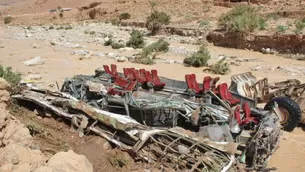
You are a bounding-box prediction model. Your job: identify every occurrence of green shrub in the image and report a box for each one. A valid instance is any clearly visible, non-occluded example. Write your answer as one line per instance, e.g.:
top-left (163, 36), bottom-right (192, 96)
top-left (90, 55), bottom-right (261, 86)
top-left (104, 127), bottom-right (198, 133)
top-left (111, 19), bottom-right (121, 26)
top-left (49, 26), bottom-right (55, 29)
top-left (132, 51), bottom-right (155, 65)
top-left (65, 26), bottom-right (73, 30)
top-left (131, 38), bottom-right (169, 65)
top-left (259, 18), bottom-right (267, 30)
top-left (183, 46), bottom-right (211, 67)
top-left (126, 30), bottom-right (145, 49)
top-left (57, 26), bottom-right (64, 30)
top-left (293, 19), bottom-right (305, 34)
top-left (143, 38), bottom-right (169, 53)
top-left (208, 57), bottom-right (231, 75)
top-left (218, 4), bottom-right (262, 34)
top-left (276, 25), bottom-right (288, 33)
top-left (119, 13), bottom-right (131, 20)
top-left (145, 8), bottom-right (170, 35)
top-left (4, 16), bottom-right (13, 24)
top-left (199, 20), bottom-right (210, 27)
top-left (111, 42), bottom-right (125, 49)
top-left (0, 65), bottom-right (21, 86)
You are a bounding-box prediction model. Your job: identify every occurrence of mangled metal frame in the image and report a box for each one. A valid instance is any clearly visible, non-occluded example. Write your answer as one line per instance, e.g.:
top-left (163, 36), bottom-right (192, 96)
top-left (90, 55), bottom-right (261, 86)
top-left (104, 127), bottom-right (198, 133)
top-left (229, 72), bottom-right (305, 124)
top-left (12, 87), bottom-right (237, 171)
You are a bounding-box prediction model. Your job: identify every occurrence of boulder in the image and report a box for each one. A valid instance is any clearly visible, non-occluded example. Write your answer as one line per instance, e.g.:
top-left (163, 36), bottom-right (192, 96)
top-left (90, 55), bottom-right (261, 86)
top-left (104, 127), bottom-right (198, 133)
top-left (33, 166), bottom-right (53, 172)
top-left (0, 78), bottom-right (11, 91)
top-left (47, 150), bottom-right (93, 172)
top-left (3, 119), bottom-right (32, 146)
top-left (0, 108), bottom-right (8, 128)
top-left (23, 56), bottom-right (45, 66)
top-left (0, 143), bottom-right (46, 171)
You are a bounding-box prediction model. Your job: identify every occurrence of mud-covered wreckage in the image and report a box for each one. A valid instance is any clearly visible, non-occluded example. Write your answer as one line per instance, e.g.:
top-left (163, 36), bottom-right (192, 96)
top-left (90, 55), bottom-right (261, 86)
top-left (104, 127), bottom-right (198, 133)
top-left (12, 64), bottom-right (299, 171)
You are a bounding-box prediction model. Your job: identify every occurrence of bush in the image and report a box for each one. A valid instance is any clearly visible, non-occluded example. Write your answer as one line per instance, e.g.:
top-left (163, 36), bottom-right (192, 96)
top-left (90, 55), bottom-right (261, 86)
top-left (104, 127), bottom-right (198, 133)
top-left (293, 19), bottom-right (305, 34)
top-left (111, 19), bottom-right (121, 26)
top-left (132, 51), bottom-right (155, 65)
top-left (276, 25), bottom-right (288, 33)
top-left (218, 4), bottom-right (262, 34)
top-left (199, 20), bottom-right (210, 27)
top-left (65, 26), bottom-right (73, 30)
top-left (143, 38), bottom-right (169, 53)
top-left (49, 26), bottom-right (55, 29)
top-left (146, 10), bottom-right (170, 35)
top-left (126, 30), bottom-right (145, 49)
top-left (119, 13), bottom-right (131, 20)
top-left (259, 18), bottom-right (267, 30)
top-left (183, 46), bottom-right (211, 67)
top-left (4, 16), bottom-right (13, 24)
top-left (0, 65), bottom-right (21, 86)
top-left (208, 57), bottom-right (231, 75)
top-left (111, 42), bottom-right (125, 49)
top-left (131, 38), bottom-right (169, 65)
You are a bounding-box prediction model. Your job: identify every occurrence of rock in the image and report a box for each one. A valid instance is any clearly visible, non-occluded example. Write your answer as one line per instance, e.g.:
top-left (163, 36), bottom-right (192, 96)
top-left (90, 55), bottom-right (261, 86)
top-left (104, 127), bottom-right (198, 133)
top-left (13, 163), bottom-right (31, 172)
top-left (0, 131), bottom-right (4, 139)
top-left (0, 143), bottom-right (31, 165)
top-left (107, 53), bottom-right (117, 58)
top-left (50, 41), bottom-right (58, 46)
top-left (32, 44), bottom-right (39, 48)
top-left (23, 56), bottom-right (45, 66)
top-left (47, 150), bottom-right (93, 172)
top-left (3, 119), bottom-right (33, 146)
top-left (0, 143), bottom-right (46, 171)
top-left (0, 78), bottom-right (11, 91)
top-left (0, 108), bottom-right (8, 128)
top-left (0, 162), bottom-right (14, 171)
top-left (26, 34), bottom-right (32, 38)
top-left (33, 166), bottom-right (53, 172)
top-left (0, 90), bottom-right (10, 102)
top-left (72, 50), bottom-right (90, 56)
top-left (92, 52), bottom-right (105, 57)
top-left (24, 74), bottom-right (42, 80)
top-left (116, 56), bottom-right (128, 62)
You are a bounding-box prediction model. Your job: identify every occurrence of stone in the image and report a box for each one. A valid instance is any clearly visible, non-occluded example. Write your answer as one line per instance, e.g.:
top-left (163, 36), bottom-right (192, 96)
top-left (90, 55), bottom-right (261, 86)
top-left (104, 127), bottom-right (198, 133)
top-left (116, 56), bottom-right (128, 62)
top-left (3, 119), bottom-right (33, 146)
top-left (33, 166), bottom-right (53, 172)
top-left (24, 74), bottom-right (42, 80)
top-left (0, 78), bottom-right (11, 91)
top-left (0, 162), bottom-right (14, 172)
top-left (50, 41), bottom-right (58, 46)
top-left (23, 56), bottom-right (45, 66)
top-left (72, 50), bottom-right (90, 56)
top-left (107, 53), bottom-right (117, 58)
top-left (32, 44), bottom-right (39, 48)
top-left (13, 163), bottom-right (31, 172)
top-left (0, 108), bottom-right (8, 128)
top-left (47, 150), bottom-right (93, 172)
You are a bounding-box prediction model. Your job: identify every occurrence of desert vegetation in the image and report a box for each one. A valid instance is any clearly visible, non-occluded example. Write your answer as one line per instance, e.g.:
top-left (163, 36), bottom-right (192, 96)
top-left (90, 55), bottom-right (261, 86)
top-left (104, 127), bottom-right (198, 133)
top-left (145, 1), bottom-right (171, 35)
top-left (183, 46), bottom-right (211, 67)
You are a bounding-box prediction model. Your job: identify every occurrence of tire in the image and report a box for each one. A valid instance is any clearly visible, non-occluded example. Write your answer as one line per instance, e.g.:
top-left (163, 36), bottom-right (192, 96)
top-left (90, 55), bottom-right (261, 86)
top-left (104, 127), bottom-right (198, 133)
top-left (264, 96), bottom-right (301, 132)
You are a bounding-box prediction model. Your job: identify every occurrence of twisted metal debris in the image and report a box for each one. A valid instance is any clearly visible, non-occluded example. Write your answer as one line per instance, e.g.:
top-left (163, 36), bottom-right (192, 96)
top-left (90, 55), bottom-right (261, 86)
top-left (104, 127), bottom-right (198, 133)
top-left (12, 88), bottom-right (236, 171)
